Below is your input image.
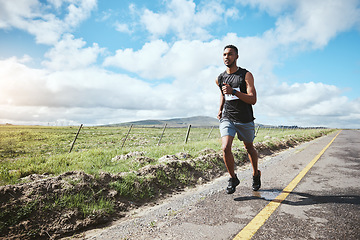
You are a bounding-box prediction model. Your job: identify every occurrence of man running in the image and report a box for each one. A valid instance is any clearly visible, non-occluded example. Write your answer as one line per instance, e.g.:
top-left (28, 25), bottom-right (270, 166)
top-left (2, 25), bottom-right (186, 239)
top-left (216, 45), bottom-right (261, 194)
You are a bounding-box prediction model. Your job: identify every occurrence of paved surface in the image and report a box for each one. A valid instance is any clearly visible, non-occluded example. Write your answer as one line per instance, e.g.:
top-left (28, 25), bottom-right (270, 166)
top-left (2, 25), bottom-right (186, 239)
top-left (83, 130), bottom-right (360, 240)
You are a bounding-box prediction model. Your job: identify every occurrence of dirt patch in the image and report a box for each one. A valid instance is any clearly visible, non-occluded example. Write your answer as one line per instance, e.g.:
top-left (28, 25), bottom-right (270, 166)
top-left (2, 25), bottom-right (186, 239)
top-left (1, 151), bottom-right (229, 240)
top-left (0, 136), bottom-right (317, 239)
top-left (0, 171), bottom-right (127, 240)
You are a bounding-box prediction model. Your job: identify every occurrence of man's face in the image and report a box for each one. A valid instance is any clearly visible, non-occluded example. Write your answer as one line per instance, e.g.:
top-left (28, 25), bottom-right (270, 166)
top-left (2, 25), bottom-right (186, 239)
top-left (223, 48), bottom-right (238, 67)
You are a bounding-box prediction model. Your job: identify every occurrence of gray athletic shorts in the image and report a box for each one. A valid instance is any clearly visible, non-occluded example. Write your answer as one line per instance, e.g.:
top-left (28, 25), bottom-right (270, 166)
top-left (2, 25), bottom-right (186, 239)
top-left (219, 118), bottom-right (255, 143)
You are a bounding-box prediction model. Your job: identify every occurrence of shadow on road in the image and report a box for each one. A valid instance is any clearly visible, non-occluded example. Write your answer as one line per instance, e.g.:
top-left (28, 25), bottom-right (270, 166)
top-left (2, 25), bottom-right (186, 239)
top-left (234, 189), bottom-right (360, 206)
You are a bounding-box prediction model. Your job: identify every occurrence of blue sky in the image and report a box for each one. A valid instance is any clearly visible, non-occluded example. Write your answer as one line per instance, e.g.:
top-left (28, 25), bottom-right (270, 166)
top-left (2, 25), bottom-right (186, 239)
top-left (0, 0), bottom-right (359, 128)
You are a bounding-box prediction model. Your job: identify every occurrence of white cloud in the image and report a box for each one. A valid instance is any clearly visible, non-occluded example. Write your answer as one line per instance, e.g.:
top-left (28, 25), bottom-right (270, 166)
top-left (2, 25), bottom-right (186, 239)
top-left (225, 8), bottom-right (239, 20)
top-left (104, 39), bottom-right (223, 80)
top-left (42, 34), bottom-right (104, 70)
top-left (255, 81), bottom-right (360, 127)
top-left (64, 0), bottom-right (97, 28)
top-left (0, 0), bottom-right (64, 44)
top-left (0, 0), bottom-right (96, 45)
top-left (0, 52), bottom-right (222, 126)
top-left (47, 0), bottom-right (63, 9)
top-left (114, 22), bottom-right (132, 34)
top-left (103, 40), bottom-right (170, 79)
top-left (246, 0), bottom-right (360, 50)
top-left (282, 0), bottom-right (359, 49)
top-left (139, 0), bottom-right (228, 40)
top-left (0, 0), bottom-right (38, 29)
top-left (0, 57), bottom-right (48, 106)
top-left (260, 82), bottom-right (343, 114)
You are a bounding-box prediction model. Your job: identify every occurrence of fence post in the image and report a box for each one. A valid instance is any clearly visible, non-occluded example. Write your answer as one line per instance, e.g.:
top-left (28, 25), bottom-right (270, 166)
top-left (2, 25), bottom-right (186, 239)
top-left (184, 124), bottom-right (191, 144)
top-left (69, 124), bottom-right (83, 153)
top-left (157, 123), bottom-right (167, 146)
top-left (255, 125), bottom-right (260, 136)
top-left (121, 124), bottom-right (133, 149)
top-left (207, 126), bottom-right (214, 139)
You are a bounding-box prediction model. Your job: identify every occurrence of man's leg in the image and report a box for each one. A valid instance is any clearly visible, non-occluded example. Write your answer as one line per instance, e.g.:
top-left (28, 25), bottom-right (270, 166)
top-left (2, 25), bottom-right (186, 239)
top-left (244, 142), bottom-right (259, 176)
top-left (221, 135), bottom-right (236, 178)
top-left (222, 135), bottom-right (240, 194)
top-left (244, 141), bottom-right (261, 191)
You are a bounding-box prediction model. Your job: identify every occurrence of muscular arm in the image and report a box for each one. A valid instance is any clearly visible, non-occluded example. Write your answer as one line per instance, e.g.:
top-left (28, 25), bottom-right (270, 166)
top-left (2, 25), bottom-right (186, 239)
top-left (222, 72), bottom-right (257, 105)
top-left (216, 77), bottom-right (225, 120)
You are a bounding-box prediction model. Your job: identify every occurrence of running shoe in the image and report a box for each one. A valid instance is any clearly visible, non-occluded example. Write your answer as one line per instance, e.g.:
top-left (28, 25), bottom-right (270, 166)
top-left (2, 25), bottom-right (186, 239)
top-left (226, 175), bottom-right (240, 194)
top-left (252, 170), bottom-right (261, 191)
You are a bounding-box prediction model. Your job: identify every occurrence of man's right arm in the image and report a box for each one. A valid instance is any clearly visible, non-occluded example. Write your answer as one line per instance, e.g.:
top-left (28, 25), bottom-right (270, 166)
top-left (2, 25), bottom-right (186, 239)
top-left (216, 77), bottom-right (224, 120)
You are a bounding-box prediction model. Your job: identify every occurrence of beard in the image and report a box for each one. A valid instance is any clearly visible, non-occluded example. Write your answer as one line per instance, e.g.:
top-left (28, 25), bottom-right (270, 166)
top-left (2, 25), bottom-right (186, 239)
top-left (225, 59), bottom-right (236, 68)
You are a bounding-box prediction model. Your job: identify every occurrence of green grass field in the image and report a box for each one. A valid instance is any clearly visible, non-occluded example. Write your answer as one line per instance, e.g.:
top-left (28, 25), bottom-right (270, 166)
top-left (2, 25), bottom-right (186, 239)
top-left (0, 125), bottom-right (337, 238)
top-left (0, 124), bottom-right (335, 186)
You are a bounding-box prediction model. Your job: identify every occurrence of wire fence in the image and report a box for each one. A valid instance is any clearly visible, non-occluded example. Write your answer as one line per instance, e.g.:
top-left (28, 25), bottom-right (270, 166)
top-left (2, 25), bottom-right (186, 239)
top-left (0, 124), bottom-right (331, 163)
top-left (69, 123), bottom-right (328, 151)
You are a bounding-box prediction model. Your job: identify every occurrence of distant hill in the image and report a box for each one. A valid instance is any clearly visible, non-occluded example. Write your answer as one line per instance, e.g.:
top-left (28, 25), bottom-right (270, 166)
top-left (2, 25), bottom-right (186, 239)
top-left (104, 116), bottom-right (220, 127)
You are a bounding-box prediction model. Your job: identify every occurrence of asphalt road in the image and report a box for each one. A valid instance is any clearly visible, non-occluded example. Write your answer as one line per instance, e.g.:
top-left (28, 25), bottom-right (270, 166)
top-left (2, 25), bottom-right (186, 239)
top-left (83, 130), bottom-right (360, 240)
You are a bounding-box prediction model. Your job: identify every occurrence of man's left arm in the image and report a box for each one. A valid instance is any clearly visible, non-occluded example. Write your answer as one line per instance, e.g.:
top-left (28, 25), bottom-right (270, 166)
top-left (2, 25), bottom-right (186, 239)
top-left (242, 71), bottom-right (257, 105)
top-left (222, 72), bottom-right (257, 105)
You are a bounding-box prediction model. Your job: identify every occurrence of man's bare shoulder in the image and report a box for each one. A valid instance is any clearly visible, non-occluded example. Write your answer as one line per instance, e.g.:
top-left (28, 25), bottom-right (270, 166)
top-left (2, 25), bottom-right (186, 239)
top-left (245, 71), bottom-right (253, 78)
top-left (245, 71), bottom-right (254, 83)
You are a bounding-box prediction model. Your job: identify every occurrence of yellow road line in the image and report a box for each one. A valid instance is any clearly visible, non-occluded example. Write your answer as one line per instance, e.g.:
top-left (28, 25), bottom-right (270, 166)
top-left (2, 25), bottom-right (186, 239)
top-left (233, 130), bottom-right (342, 240)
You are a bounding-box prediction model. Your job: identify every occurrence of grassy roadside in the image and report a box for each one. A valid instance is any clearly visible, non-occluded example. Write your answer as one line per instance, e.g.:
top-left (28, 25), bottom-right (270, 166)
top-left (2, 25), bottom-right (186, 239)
top-left (0, 126), bottom-right (336, 239)
top-left (0, 125), bottom-right (334, 186)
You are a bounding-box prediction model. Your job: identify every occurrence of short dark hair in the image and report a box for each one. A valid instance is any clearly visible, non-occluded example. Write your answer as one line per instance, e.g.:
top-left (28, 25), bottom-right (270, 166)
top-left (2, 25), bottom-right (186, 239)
top-left (224, 45), bottom-right (238, 55)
